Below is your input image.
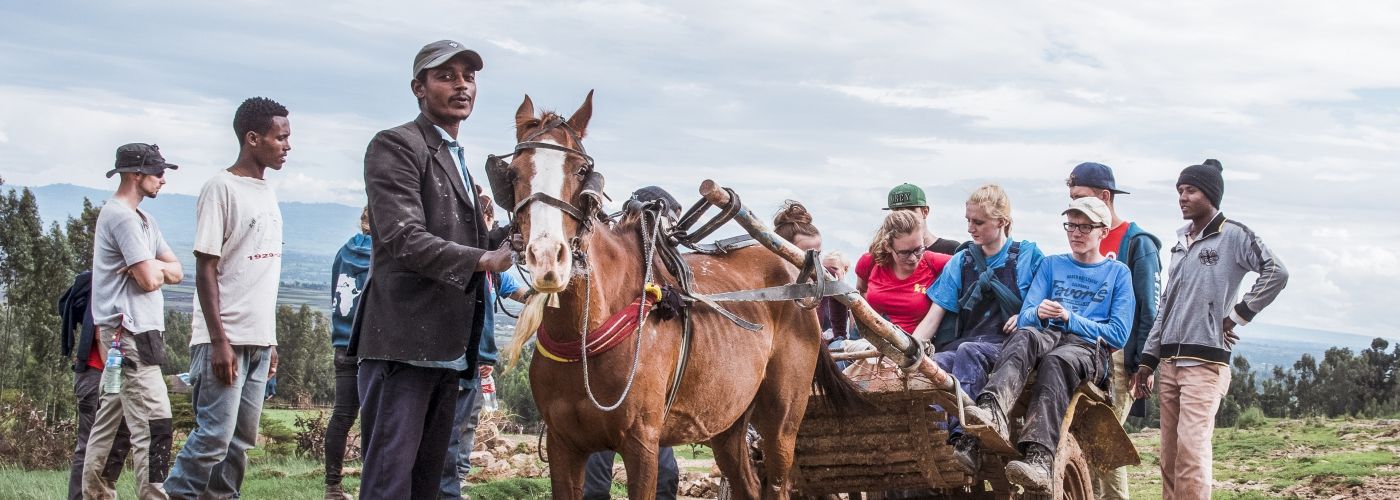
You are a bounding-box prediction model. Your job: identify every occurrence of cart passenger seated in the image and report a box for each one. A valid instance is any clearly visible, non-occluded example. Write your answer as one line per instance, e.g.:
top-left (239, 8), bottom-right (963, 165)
top-left (908, 185), bottom-right (1044, 472)
top-left (961, 196), bottom-right (1135, 492)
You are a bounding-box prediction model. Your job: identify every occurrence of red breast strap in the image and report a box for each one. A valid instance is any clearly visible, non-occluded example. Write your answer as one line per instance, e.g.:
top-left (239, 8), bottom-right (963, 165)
top-left (536, 297), bottom-right (655, 362)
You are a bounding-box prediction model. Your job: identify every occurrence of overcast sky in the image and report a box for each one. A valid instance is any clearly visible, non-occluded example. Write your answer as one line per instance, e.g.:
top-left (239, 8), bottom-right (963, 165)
top-left (1, 1), bottom-right (1397, 337)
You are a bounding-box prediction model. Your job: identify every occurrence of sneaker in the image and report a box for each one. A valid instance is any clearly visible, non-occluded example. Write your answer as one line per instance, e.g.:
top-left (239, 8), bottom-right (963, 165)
top-left (951, 434), bottom-right (981, 474)
top-left (962, 396), bottom-right (1009, 444)
top-left (325, 483), bottom-right (353, 500)
top-left (1004, 443), bottom-right (1054, 492)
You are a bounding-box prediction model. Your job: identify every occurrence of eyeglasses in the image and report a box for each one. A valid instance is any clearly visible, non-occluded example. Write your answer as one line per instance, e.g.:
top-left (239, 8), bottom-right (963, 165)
top-left (893, 247), bottom-right (923, 259)
top-left (1063, 222), bottom-right (1105, 234)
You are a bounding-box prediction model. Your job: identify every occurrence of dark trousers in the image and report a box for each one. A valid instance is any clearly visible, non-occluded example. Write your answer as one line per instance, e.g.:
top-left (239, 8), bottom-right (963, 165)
top-left (69, 368), bottom-right (130, 500)
top-left (358, 359), bottom-right (459, 500)
top-left (980, 328), bottom-right (1105, 453)
top-left (582, 448), bottom-right (680, 500)
top-left (325, 347), bottom-right (359, 486)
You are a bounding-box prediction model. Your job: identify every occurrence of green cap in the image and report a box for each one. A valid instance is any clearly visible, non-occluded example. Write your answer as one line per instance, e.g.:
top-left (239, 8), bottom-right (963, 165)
top-left (884, 183), bottom-right (927, 210)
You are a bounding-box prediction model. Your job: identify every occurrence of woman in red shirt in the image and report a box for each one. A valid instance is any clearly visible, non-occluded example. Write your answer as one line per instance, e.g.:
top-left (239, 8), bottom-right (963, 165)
top-left (856, 210), bottom-right (953, 333)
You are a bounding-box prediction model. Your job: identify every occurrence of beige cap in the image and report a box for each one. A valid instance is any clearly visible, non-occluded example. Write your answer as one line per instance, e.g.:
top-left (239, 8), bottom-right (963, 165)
top-left (1063, 196), bottom-right (1112, 225)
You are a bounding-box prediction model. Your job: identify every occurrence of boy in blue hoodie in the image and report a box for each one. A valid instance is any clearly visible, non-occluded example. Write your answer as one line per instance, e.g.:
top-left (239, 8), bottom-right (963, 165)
top-left (324, 208), bottom-right (371, 500)
top-left (962, 196), bottom-right (1135, 492)
top-left (1067, 162), bottom-right (1161, 500)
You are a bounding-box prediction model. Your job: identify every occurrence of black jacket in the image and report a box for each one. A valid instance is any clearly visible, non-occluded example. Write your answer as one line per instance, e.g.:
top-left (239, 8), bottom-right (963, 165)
top-left (351, 114), bottom-right (501, 363)
top-left (57, 271), bottom-right (97, 372)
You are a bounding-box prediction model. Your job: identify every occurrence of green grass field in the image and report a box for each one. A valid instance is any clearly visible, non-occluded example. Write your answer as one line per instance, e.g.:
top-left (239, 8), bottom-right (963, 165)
top-left (8, 416), bottom-right (1400, 499)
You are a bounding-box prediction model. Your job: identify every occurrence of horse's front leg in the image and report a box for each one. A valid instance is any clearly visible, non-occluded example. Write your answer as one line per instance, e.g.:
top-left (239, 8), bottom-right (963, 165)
top-left (546, 432), bottom-right (588, 500)
top-left (620, 437), bottom-right (662, 500)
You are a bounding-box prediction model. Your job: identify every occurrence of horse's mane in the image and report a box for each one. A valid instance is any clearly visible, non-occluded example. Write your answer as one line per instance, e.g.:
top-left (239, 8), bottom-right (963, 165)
top-left (514, 111), bottom-right (564, 136)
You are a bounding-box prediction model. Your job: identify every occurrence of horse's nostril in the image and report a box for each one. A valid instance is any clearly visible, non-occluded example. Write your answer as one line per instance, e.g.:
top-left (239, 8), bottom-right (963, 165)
top-left (556, 243), bottom-right (568, 263)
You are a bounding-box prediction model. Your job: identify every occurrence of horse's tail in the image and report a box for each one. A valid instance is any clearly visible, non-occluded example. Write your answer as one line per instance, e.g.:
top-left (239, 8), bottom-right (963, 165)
top-left (502, 292), bottom-right (550, 370)
top-left (811, 344), bottom-right (870, 415)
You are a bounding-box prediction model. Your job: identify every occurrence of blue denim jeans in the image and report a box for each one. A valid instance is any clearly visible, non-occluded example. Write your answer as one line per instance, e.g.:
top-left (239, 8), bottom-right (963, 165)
top-left (439, 376), bottom-right (484, 499)
top-left (164, 344), bottom-right (270, 500)
top-left (933, 336), bottom-right (1004, 439)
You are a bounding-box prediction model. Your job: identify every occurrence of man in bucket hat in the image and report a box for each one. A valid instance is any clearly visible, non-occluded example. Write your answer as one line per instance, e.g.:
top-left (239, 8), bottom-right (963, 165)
top-left (83, 143), bottom-right (182, 499)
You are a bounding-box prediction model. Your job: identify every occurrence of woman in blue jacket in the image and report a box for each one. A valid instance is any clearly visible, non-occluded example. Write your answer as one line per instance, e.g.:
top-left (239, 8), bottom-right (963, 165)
top-left (325, 208), bottom-right (371, 500)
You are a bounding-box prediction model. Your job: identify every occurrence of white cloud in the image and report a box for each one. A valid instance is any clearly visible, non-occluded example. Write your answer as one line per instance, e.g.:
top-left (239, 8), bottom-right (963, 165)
top-left (2, 1), bottom-right (1400, 337)
top-left (486, 38), bottom-right (549, 56)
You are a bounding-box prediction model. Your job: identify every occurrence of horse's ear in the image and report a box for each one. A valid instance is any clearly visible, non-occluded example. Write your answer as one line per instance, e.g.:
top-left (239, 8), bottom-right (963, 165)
top-left (566, 89), bottom-right (594, 139)
top-left (515, 94), bottom-right (536, 139)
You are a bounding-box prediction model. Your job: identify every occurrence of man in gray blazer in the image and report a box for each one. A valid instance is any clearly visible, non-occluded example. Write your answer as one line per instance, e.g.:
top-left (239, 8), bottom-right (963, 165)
top-left (351, 40), bottom-right (513, 499)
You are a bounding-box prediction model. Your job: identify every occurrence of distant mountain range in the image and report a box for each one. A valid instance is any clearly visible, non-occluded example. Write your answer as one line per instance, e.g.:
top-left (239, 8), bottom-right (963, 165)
top-left (16, 183), bottom-right (1397, 375)
top-left (27, 183), bottom-right (362, 257)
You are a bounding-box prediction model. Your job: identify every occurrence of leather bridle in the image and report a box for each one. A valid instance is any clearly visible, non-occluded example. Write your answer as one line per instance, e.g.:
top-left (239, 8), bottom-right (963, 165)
top-left (484, 115), bottom-right (606, 232)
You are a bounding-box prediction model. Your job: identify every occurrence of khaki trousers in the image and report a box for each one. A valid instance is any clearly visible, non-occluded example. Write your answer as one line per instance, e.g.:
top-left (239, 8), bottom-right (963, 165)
top-left (1092, 350), bottom-right (1132, 499)
top-left (1157, 361), bottom-right (1231, 500)
top-left (82, 327), bottom-right (173, 500)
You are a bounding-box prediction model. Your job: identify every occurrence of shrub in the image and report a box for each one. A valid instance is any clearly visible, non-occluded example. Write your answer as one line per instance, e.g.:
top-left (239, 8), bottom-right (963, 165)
top-left (1236, 406), bottom-right (1268, 429)
top-left (1216, 399), bottom-right (1242, 428)
top-left (260, 417), bottom-right (298, 458)
top-left (499, 346), bottom-right (542, 431)
top-left (0, 395), bottom-right (75, 470)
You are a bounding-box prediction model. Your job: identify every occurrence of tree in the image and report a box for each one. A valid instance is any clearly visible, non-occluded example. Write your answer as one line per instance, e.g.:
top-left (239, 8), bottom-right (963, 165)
top-left (162, 310), bottom-right (193, 375)
top-left (0, 188), bottom-right (78, 419)
top-left (65, 198), bottom-right (101, 272)
top-left (273, 304), bottom-right (334, 405)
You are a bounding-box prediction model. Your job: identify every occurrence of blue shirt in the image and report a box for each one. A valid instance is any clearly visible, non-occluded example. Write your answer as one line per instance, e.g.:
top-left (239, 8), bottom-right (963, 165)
top-left (477, 272), bottom-right (522, 368)
top-left (1015, 254), bottom-right (1135, 349)
top-left (433, 124), bottom-right (478, 211)
top-left (926, 239), bottom-right (1044, 312)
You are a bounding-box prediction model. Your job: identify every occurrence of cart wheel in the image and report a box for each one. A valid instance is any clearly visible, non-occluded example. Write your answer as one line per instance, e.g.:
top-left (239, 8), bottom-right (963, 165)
top-left (1014, 433), bottom-right (1093, 500)
top-left (1051, 434), bottom-right (1094, 500)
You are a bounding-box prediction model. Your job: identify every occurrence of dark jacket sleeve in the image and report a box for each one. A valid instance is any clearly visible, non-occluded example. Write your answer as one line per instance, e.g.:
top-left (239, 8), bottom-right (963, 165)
top-left (1124, 234), bottom-right (1161, 372)
top-left (364, 129), bottom-right (484, 292)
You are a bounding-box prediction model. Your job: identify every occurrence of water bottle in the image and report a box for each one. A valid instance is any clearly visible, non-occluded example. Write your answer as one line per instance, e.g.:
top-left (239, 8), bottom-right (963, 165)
top-left (100, 338), bottom-right (123, 394)
top-left (481, 374), bottom-right (498, 411)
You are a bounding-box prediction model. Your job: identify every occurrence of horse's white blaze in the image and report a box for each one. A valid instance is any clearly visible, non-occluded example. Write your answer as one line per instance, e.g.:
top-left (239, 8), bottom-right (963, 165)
top-left (527, 140), bottom-right (567, 245)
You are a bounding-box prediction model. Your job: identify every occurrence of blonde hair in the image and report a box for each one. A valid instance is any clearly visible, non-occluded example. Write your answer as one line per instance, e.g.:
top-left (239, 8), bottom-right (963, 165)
top-left (822, 250), bottom-right (851, 269)
top-left (359, 206), bottom-right (371, 234)
top-left (868, 210), bottom-right (924, 268)
top-left (967, 184), bottom-right (1013, 236)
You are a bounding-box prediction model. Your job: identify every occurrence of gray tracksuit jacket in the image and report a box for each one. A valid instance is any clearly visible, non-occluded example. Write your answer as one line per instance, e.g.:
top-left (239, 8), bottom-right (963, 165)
top-left (1141, 212), bottom-right (1289, 370)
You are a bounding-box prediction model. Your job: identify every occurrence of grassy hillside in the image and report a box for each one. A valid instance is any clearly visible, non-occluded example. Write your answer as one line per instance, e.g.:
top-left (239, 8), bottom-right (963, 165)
top-left (5, 415), bottom-right (1400, 499)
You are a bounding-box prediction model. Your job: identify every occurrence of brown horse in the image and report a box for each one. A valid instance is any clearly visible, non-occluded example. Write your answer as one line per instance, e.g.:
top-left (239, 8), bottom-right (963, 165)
top-left (498, 91), bottom-right (861, 499)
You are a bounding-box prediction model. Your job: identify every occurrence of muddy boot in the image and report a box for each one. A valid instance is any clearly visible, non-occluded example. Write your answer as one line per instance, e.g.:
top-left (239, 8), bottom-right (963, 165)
top-left (951, 433), bottom-right (981, 474)
top-left (1005, 443), bottom-right (1054, 492)
top-left (325, 483), bottom-right (353, 500)
top-left (963, 394), bottom-right (1010, 444)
